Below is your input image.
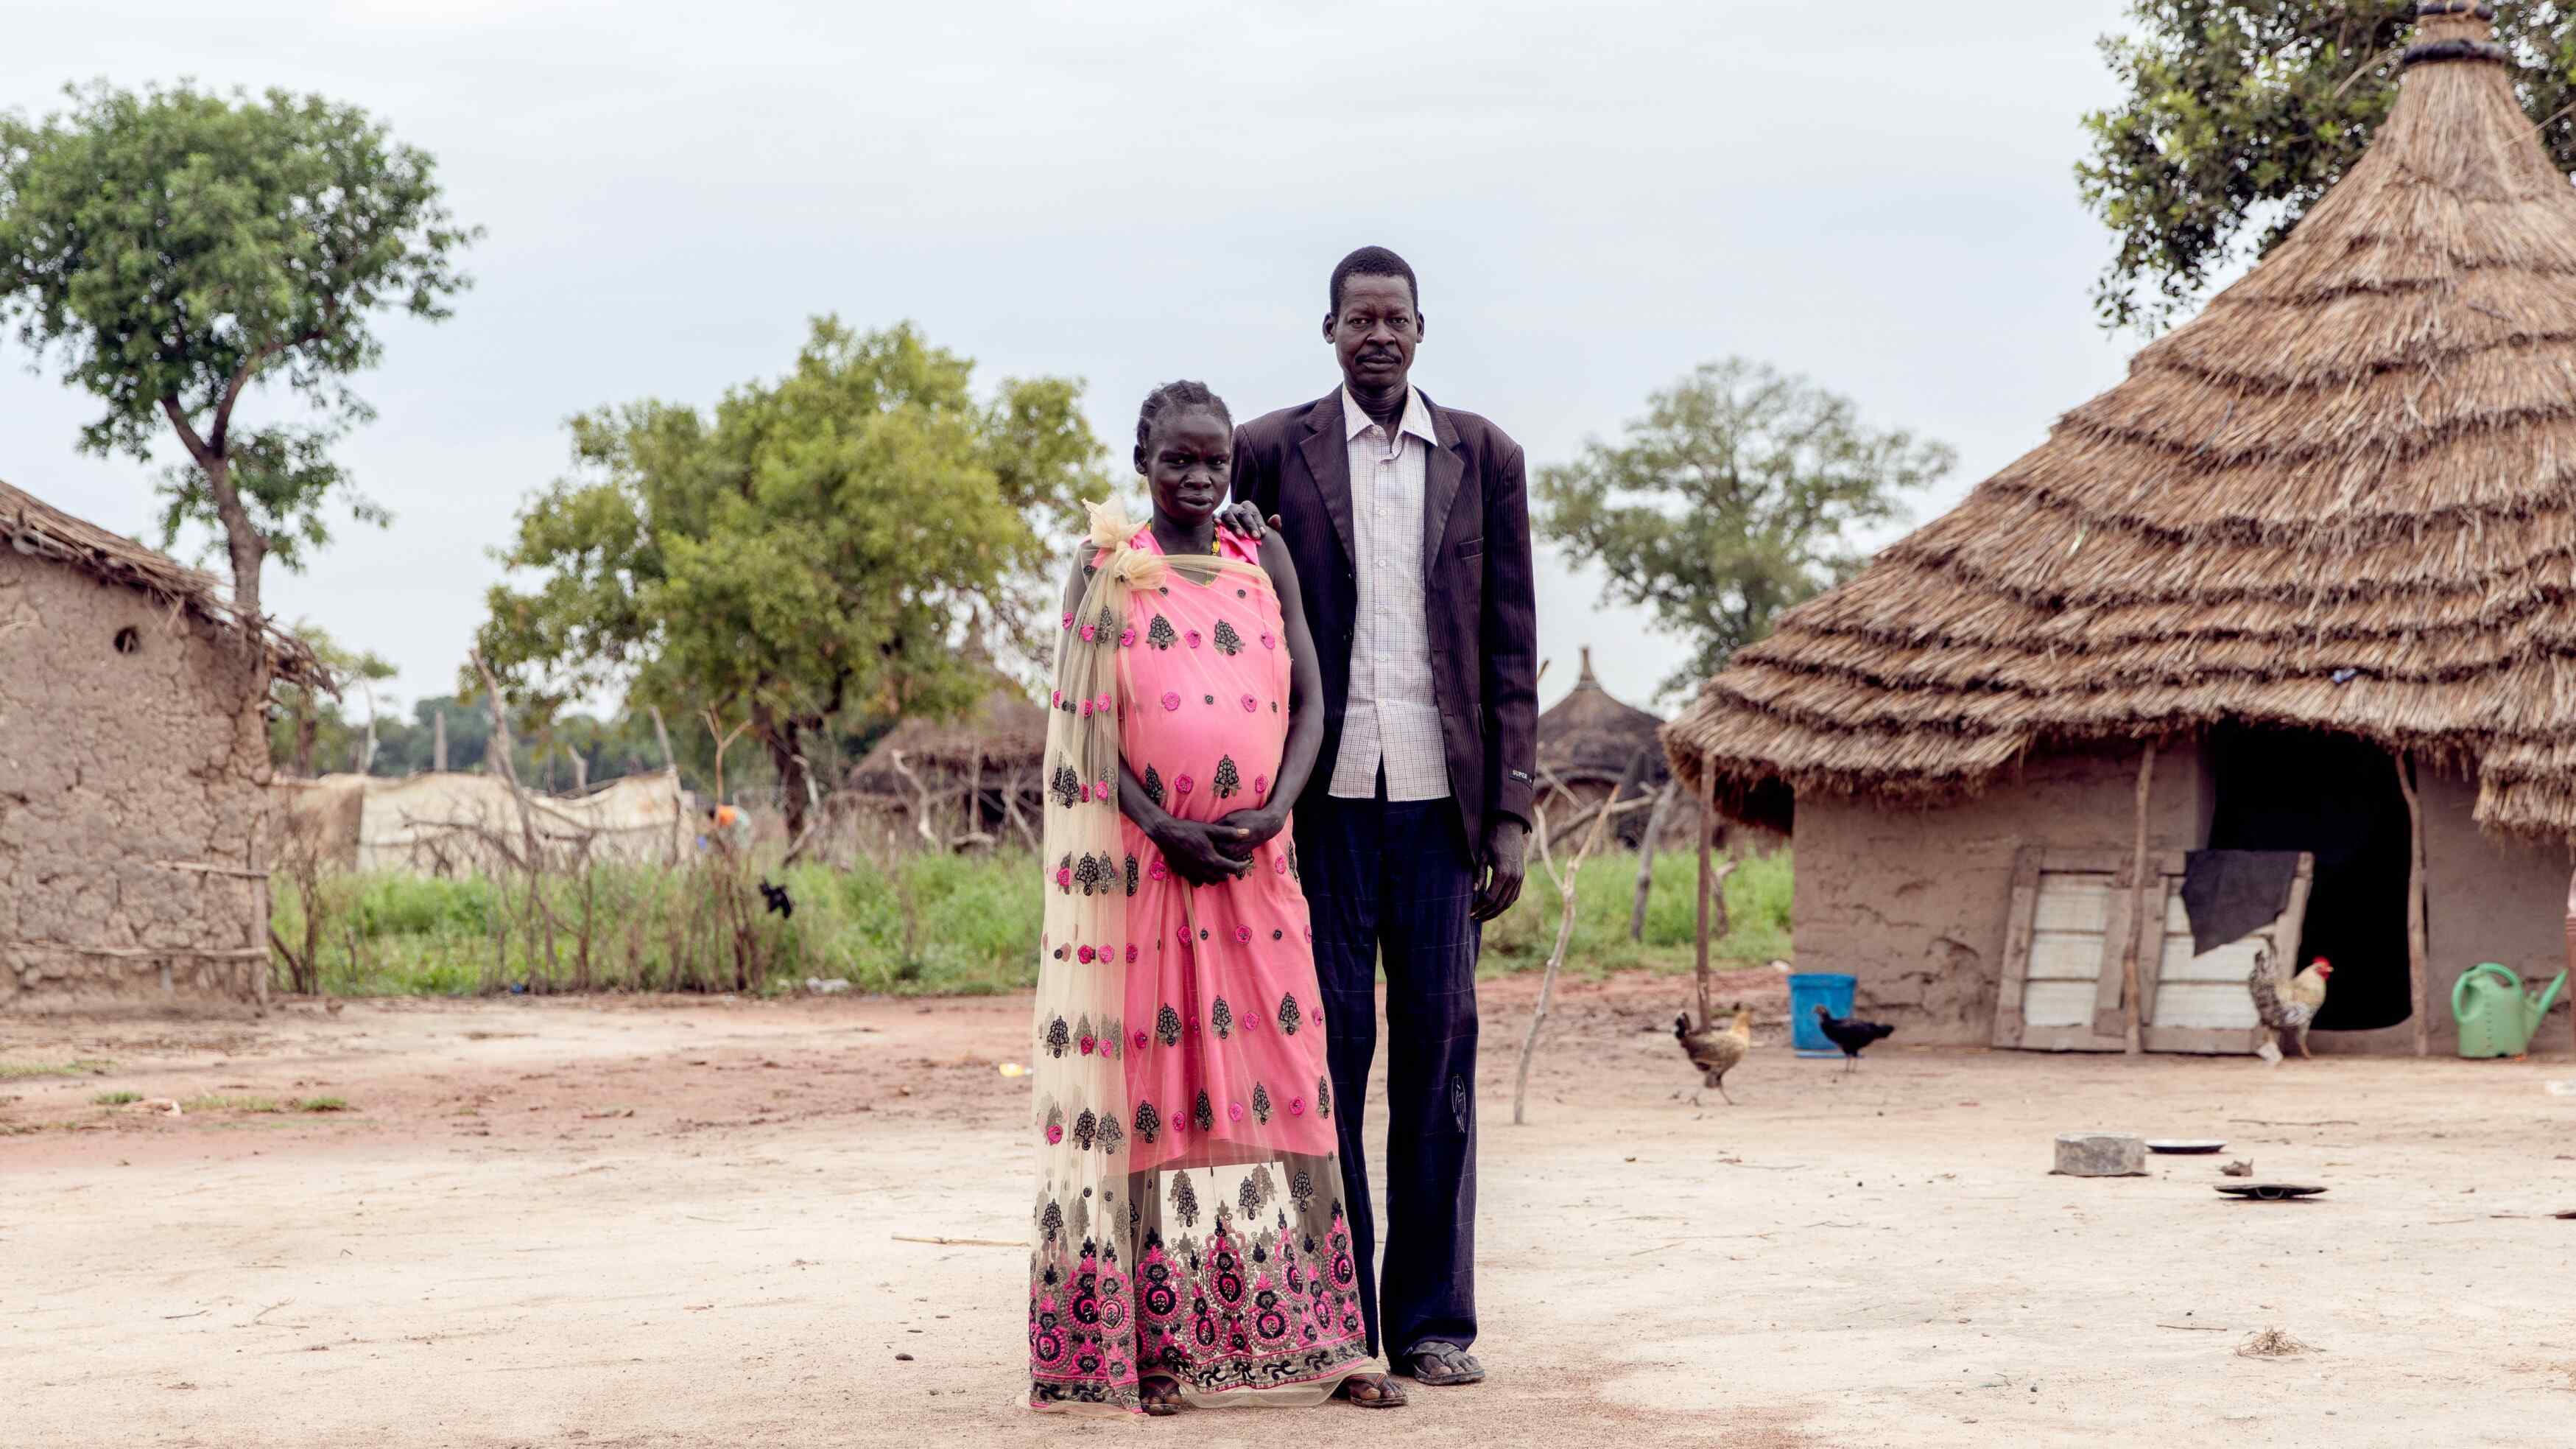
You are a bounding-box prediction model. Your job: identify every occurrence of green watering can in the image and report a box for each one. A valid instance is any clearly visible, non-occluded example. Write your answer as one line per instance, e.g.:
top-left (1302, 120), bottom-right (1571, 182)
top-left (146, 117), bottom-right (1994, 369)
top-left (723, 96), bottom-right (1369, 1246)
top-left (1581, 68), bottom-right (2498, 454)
top-left (2452, 962), bottom-right (2568, 1059)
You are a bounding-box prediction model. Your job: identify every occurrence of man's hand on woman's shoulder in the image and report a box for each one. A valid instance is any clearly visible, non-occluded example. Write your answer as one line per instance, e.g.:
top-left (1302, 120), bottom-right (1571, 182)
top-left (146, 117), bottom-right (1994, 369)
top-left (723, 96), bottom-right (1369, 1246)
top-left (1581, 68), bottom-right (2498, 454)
top-left (1217, 502), bottom-right (1278, 541)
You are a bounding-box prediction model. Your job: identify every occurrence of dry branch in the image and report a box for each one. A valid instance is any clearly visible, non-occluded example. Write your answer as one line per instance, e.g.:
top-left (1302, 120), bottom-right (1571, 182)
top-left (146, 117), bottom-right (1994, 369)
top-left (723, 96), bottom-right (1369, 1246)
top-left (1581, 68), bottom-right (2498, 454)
top-left (1512, 792), bottom-right (1657, 1125)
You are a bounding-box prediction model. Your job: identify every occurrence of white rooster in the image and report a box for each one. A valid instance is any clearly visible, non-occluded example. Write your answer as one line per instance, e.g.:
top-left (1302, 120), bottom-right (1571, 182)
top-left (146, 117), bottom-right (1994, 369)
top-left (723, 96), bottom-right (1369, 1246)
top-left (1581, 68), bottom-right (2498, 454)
top-left (2248, 951), bottom-right (2333, 1064)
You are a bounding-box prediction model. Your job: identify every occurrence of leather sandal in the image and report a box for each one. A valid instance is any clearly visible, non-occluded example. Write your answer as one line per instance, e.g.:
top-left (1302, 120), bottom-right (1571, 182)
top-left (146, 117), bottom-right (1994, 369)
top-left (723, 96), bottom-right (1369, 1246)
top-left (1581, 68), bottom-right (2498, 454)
top-left (1403, 1342), bottom-right (1485, 1386)
top-left (1334, 1372), bottom-right (1408, 1408)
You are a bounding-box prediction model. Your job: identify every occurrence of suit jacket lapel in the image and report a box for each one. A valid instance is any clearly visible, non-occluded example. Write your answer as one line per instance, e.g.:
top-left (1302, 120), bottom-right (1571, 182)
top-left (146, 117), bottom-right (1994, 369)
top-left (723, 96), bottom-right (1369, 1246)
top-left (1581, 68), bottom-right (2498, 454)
top-left (1420, 391), bottom-right (1467, 578)
top-left (1296, 391), bottom-right (1356, 567)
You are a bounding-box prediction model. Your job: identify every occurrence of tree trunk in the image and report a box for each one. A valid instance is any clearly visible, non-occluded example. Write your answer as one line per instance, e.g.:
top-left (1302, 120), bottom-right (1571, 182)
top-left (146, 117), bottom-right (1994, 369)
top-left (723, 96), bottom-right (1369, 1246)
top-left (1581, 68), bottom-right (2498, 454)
top-left (432, 707), bottom-right (448, 773)
top-left (759, 711), bottom-right (812, 841)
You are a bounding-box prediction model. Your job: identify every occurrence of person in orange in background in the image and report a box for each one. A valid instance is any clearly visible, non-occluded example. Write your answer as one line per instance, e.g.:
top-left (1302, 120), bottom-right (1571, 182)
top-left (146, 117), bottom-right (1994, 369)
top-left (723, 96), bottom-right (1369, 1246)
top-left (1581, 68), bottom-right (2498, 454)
top-left (700, 803), bottom-right (751, 855)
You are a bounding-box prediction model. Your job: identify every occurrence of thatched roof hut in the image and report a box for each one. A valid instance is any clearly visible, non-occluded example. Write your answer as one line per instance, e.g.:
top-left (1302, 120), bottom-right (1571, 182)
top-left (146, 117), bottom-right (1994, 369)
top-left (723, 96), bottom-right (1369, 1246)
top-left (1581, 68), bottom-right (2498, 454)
top-left (1538, 647), bottom-right (1667, 789)
top-left (1663, 3), bottom-right (2576, 1056)
top-left (848, 678), bottom-right (1050, 793)
top-left (844, 676), bottom-right (1050, 849)
top-left (3, 480), bottom-right (318, 1016)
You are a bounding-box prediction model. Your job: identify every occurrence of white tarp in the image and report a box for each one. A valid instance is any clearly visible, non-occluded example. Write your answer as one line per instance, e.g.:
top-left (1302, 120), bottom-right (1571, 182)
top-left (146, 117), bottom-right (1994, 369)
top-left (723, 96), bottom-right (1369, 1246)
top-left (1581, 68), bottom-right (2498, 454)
top-left (278, 769), bottom-right (686, 874)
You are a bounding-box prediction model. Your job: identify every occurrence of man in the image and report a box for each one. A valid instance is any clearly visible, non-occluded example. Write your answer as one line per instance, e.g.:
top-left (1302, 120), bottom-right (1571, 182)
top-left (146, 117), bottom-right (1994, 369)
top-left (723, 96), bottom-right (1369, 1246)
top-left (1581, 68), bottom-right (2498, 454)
top-left (1225, 245), bottom-right (1538, 1403)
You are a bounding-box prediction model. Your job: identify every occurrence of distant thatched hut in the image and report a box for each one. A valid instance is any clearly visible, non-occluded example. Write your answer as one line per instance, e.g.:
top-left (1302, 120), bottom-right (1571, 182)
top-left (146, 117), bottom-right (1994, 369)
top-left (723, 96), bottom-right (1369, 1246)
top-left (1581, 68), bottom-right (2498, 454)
top-left (1, 480), bottom-right (320, 1016)
top-left (1536, 648), bottom-right (1668, 844)
top-left (847, 678), bottom-right (1050, 849)
top-left (1664, 5), bottom-right (2575, 1057)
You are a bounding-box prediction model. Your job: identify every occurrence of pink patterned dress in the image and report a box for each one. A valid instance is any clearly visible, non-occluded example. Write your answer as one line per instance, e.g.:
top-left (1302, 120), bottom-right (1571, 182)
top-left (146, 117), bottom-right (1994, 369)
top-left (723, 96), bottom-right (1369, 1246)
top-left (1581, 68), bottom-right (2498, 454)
top-left (1111, 526), bottom-right (1337, 1172)
top-left (1029, 524), bottom-right (1366, 1410)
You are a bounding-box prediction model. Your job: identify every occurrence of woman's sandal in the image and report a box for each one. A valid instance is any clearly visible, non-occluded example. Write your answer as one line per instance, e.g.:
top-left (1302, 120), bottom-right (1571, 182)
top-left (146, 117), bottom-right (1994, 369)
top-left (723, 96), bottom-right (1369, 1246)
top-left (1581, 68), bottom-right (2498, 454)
top-left (1140, 1375), bottom-right (1183, 1416)
top-left (1334, 1372), bottom-right (1408, 1408)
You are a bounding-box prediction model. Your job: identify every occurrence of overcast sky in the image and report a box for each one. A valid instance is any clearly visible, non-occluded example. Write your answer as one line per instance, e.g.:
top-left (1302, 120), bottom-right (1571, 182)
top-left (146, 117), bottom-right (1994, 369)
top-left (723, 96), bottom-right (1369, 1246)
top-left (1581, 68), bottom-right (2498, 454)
top-left (2, 0), bottom-right (2144, 720)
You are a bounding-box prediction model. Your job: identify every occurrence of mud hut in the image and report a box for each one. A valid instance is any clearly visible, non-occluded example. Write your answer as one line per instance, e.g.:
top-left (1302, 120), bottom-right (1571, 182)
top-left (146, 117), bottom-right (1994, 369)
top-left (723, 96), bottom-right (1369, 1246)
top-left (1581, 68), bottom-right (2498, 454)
top-left (846, 677), bottom-right (1050, 849)
top-left (1536, 647), bottom-right (1669, 844)
top-left (1664, 4), bottom-right (2576, 1057)
top-left (1, 480), bottom-right (320, 1016)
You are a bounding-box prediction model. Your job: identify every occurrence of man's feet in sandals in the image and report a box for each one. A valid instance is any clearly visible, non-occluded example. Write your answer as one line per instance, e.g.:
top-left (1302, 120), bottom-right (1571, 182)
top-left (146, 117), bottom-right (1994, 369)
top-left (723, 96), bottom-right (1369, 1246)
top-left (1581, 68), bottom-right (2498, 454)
top-left (1334, 1372), bottom-right (1408, 1408)
top-left (1400, 1342), bottom-right (1485, 1386)
top-left (1140, 1375), bottom-right (1183, 1416)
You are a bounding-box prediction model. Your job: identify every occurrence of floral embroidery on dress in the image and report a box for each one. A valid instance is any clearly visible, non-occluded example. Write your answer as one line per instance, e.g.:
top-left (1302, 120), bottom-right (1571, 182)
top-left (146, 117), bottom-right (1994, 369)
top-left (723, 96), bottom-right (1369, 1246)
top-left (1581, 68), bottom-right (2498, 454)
top-left (1147, 615), bottom-right (1178, 650)
top-left (1278, 993), bottom-right (1301, 1035)
top-left (1213, 754), bottom-right (1240, 798)
top-left (1213, 620), bottom-right (1244, 655)
top-left (1210, 996), bottom-right (1234, 1040)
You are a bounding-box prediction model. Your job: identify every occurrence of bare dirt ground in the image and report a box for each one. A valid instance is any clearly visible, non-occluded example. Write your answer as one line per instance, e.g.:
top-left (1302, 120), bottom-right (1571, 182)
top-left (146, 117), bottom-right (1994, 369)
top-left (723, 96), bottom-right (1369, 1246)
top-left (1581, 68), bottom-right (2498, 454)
top-left (8, 971), bottom-right (2576, 1448)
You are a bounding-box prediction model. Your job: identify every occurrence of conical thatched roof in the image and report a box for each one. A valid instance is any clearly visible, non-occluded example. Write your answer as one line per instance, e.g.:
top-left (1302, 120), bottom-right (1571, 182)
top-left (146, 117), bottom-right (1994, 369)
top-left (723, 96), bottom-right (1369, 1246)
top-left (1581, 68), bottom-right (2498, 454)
top-left (1, 477), bottom-right (323, 687)
top-left (1666, 4), bottom-right (2576, 840)
top-left (1538, 647), bottom-right (1668, 785)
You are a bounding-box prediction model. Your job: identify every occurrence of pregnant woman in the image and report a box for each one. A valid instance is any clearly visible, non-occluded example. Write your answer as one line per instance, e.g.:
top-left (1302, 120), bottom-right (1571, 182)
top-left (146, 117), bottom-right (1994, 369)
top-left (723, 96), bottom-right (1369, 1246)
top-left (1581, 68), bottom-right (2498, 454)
top-left (1025, 382), bottom-right (1387, 1414)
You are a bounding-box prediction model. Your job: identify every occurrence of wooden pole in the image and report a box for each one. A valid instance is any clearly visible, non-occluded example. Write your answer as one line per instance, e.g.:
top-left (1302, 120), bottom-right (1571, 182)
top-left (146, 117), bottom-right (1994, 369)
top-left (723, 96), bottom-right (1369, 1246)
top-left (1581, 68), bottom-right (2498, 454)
top-left (1693, 762), bottom-right (1718, 1031)
top-left (1630, 780), bottom-right (1679, 943)
top-left (432, 707), bottom-right (448, 773)
top-left (2119, 740), bottom-right (2158, 1056)
top-left (2396, 750), bottom-right (2430, 1057)
top-left (1512, 793), bottom-right (1655, 1125)
top-left (468, 650), bottom-right (545, 871)
top-left (649, 706), bottom-right (680, 863)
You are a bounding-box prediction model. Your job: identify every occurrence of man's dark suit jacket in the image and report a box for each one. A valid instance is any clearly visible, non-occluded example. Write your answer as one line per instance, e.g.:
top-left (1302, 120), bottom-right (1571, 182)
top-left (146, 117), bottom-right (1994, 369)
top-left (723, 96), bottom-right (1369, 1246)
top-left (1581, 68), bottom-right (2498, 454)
top-left (1233, 389), bottom-right (1538, 859)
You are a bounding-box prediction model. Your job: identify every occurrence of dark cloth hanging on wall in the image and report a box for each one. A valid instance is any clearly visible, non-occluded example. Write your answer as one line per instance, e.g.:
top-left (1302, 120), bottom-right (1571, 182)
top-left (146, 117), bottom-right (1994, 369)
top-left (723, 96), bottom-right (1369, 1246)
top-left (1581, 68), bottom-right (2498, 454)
top-left (2181, 849), bottom-right (2305, 956)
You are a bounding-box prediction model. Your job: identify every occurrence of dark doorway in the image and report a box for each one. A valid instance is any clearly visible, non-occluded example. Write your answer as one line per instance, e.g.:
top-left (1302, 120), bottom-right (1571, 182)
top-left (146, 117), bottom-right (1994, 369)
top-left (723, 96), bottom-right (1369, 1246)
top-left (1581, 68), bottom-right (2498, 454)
top-left (2206, 726), bottom-right (2413, 1031)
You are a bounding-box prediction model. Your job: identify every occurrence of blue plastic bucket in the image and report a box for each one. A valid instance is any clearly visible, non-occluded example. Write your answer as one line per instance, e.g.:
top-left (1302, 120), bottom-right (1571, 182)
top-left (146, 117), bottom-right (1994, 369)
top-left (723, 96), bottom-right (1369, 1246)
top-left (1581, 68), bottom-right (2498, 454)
top-left (1789, 973), bottom-right (1857, 1057)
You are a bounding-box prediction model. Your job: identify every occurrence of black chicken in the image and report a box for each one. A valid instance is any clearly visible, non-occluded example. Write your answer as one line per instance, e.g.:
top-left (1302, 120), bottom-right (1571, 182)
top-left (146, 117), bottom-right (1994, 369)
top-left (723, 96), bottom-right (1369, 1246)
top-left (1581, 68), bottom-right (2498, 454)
top-left (1813, 1006), bottom-right (1893, 1073)
top-left (758, 877), bottom-right (795, 919)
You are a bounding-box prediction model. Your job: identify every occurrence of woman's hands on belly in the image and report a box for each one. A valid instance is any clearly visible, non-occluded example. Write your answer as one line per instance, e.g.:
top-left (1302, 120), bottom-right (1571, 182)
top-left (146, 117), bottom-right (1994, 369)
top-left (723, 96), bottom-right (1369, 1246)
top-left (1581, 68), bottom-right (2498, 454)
top-left (1150, 814), bottom-right (1257, 885)
top-left (1210, 805), bottom-right (1287, 862)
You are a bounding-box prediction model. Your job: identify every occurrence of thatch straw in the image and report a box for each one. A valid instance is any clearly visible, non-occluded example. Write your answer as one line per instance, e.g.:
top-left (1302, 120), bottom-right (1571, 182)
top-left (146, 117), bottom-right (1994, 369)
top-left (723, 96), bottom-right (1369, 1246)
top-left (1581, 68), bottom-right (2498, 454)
top-left (0, 477), bottom-right (322, 688)
top-left (847, 677), bottom-right (1050, 790)
top-left (1664, 6), bottom-right (2576, 840)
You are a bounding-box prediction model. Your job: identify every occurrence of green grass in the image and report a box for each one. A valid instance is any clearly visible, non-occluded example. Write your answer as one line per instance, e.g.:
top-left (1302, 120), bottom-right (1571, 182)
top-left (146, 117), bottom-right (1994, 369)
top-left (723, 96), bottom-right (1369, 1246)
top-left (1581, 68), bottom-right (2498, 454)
top-left (1482, 846), bottom-right (1793, 980)
top-left (181, 1095), bottom-right (284, 1114)
top-left (275, 847), bottom-right (1794, 999)
top-left (0, 1059), bottom-right (113, 1080)
top-left (91, 1090), bottom-right (143, 1106)
top-left (290, 1096), bottom-right (352, 1113)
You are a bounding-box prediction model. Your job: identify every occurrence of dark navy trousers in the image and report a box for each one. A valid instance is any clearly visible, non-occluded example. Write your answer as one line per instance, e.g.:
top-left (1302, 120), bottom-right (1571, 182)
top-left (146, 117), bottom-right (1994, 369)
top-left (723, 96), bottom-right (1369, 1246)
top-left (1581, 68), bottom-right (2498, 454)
top-left (1295, 786), bottom-right (1479, 1361)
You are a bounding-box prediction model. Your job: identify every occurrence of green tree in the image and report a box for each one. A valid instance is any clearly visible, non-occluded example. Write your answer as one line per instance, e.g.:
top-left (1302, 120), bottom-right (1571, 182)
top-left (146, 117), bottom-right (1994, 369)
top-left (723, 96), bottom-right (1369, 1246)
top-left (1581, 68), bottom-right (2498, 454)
top-left (0, 80), bottom-right (476, 674)
top-left (476, 317), bottom-right (1103, 838)
top-left (267, 625), bottom-right (395, 776)
top-left (1538, 359), bottom-right (1952, 698)
top-left (2078, 2), bottom-right (2576, 332)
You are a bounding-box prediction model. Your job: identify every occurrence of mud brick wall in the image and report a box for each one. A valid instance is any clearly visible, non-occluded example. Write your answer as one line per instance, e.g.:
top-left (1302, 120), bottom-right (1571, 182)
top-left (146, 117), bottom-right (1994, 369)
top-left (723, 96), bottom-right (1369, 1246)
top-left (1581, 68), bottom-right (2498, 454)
top-left (0, 551), bottom-right (270, 1014)
top-left (1790, 742), bottom-right (2208, 1045)
top-left (1790, 742), bottom-right (2571, 1053)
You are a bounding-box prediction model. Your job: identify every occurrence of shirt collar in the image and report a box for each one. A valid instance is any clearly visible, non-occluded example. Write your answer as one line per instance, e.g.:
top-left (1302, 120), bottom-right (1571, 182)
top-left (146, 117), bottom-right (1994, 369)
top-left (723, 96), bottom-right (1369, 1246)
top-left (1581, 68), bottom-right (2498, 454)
top-left (1342, 385), bottom-right (1437, 447)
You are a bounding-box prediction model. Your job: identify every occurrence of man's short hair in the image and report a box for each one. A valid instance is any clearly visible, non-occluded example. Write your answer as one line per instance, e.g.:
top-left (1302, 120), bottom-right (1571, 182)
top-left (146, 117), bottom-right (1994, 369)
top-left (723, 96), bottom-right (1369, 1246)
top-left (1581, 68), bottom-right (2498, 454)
top-left (1329, 245), bottom-right (1418, 315)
